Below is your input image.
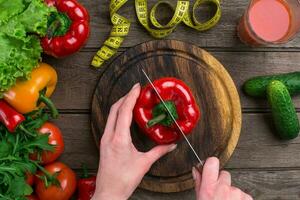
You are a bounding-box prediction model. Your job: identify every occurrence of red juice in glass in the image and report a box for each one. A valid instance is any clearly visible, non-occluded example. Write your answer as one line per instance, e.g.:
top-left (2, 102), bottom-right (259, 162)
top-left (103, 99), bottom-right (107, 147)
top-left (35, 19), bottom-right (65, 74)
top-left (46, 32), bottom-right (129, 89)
top-left (238, 0), bottom-right (300, 46)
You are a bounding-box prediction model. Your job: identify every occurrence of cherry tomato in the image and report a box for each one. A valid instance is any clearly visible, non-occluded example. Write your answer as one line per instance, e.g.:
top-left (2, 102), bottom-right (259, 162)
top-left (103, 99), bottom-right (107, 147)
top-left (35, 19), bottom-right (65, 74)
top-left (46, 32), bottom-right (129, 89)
top-left (26, 195), bottom-right (39, 200)
top-left (26, 172), bottom-right (34, 186)
top-left (35, 162), bottom-right (77, 200)
top-left (32, 122), bottom-right (64, 164)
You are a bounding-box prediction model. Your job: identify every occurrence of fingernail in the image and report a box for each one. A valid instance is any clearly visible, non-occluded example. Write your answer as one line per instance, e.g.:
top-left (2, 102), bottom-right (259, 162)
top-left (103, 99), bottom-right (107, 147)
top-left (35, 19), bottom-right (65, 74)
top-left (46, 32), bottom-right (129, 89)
top-left (192, 167), bottom-right (198, 180)
top-left (132, 83), bottom-right (140, 90)
top-left (168, 144), bottom-right (177, 152)
top-left (207, 157), bottom-right (219, 167)
top-left (196, 163), bottom-right (203, 173)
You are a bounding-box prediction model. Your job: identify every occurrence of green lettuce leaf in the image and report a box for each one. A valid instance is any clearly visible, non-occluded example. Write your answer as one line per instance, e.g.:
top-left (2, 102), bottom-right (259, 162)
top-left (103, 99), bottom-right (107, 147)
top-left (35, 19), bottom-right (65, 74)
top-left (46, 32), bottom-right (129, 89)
top-left (0, 0), bottom-right (56, 95)
top-left (0, 0), bottom-right (25, 24)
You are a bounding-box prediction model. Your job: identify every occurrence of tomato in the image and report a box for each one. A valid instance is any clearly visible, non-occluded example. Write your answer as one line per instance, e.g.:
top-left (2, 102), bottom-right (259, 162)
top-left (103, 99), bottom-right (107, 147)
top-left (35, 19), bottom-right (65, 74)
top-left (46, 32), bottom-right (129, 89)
top-left (35, 162), bottom-right (76, 200)
top-left (32, 122), bottom-right (64, 164)
top-left (26, 195), bottom-right (39, 200)
top-left (26, 172), bottom-right (34, 186)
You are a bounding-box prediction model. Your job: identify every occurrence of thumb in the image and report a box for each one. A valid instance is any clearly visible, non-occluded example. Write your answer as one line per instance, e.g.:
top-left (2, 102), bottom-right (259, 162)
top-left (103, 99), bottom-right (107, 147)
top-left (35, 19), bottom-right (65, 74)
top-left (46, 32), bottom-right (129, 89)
top-left (144, 144), bottom-right (177, 165)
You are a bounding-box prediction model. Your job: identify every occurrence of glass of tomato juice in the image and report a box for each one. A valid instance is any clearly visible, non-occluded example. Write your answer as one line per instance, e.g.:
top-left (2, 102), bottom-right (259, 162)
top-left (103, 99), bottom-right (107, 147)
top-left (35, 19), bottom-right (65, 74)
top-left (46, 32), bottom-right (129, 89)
top-left (237, 0), bottom-right (300, 46)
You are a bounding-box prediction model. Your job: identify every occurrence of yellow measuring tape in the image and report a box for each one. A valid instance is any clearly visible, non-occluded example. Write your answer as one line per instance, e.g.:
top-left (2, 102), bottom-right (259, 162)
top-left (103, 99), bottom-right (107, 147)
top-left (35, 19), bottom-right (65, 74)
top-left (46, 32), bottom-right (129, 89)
top-left (91, 0), bottom-right (221, 68)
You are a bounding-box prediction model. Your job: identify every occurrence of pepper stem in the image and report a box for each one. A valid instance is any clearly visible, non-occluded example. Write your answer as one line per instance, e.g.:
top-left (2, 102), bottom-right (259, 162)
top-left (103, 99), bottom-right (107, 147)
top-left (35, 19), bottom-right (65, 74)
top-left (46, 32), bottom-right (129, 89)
top-left (47, 20), bottom-right (60, 38)
top-left (47, 12), bottom-right (71, 38)
top-left (39, 94), bottom-right (59, 119)
top-left (147, 101), bottom-right (179, 127)
top-left (81, 164), bottom-right (89, 179)
top-left (147, 113), bottom-right (167, 128)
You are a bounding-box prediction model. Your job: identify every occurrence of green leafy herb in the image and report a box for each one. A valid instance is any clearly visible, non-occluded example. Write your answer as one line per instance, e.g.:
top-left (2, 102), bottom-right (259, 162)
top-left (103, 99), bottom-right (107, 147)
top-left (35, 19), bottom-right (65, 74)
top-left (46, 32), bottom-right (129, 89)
top-left (0, 109), bottom-right (54, 199)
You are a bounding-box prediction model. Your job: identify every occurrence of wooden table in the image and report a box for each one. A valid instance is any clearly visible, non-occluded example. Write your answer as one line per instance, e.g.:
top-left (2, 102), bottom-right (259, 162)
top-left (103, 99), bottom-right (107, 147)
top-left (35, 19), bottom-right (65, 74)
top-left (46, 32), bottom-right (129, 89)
top-left (44, 0), bottom-right (300, 199)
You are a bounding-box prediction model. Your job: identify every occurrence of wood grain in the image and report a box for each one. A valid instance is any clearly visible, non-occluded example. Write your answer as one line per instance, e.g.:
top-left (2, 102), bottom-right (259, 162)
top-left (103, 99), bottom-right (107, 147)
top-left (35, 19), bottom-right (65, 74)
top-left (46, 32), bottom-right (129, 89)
top-left (45, 51), bottom-right (300, 110)
top-left (131, 169), bottom-right (300, 200)
top-left (78, 0), bottom-right (300, 49)
top-left (55, 113), bottom-right (300, 170)
top-left (56, 113), bottom-right (300, 199)
top-left (39, 0), bottom-right (300, 198)
top-left (74, 168), bottom-right (300, 200)
top-left (90, 40), bottom-right (241, 192)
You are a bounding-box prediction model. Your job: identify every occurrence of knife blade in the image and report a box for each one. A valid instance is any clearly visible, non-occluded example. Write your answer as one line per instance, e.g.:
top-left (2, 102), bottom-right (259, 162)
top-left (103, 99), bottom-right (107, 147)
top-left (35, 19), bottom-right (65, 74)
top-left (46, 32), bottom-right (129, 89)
top-left (141, 69), bottom-right (203, 166)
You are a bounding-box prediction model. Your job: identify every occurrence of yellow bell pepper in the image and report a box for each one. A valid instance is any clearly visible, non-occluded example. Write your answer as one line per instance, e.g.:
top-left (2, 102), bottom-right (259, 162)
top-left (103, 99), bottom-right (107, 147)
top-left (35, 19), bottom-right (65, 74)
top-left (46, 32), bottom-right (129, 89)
top-left (3, 63), bottom-right (58, 118)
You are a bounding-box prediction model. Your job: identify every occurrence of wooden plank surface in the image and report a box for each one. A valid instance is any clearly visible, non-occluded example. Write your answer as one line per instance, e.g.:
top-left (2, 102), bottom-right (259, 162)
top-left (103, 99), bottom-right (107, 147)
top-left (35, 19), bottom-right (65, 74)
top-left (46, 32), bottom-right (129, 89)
top-left (56, 113), bottom-right (300, 199)
top-left (75, 168), bottom-right (300, 200)
top-left (42, 0), bottom-right (300, 198)
top-left (45, 51), bottom-right (300, 110)
top-left (54, 113), bottom-right (300, 170)
top-left (79, 0), bottom-right (300, 49)
top-left (131, 169), bottom-right (300, 200)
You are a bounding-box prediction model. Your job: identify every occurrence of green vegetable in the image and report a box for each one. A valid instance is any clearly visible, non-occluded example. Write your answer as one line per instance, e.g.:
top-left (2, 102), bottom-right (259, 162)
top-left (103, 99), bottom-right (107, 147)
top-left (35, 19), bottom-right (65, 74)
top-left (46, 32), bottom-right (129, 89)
top-left (244, 72), bottom-right (300, 98)
top-left (0, 109), bottom-right (54, 199)
top-left (147, 101), bottom-right (178, 127)
top-left (0, 0), bottom-right (56, 95)
top-left (267, 81), bottom-right (300, 140)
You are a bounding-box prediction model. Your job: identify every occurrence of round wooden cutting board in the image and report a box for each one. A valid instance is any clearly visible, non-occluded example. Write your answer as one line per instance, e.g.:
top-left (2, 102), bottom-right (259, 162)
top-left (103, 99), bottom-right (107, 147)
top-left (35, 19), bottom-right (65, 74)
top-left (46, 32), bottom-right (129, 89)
top-left (91, 40), bottom-right (242, 193)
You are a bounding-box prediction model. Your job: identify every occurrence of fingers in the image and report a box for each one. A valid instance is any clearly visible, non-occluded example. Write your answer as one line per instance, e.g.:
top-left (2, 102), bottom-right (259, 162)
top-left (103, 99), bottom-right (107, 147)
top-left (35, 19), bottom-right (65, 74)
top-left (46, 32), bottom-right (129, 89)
top-left (243, 193), bottom-right (253, 200)
top-left (102, 96), bottom-right (125, 142)
top-left (201, 157), bottom-right (220, 186)
top-left (230, 187), bottom-right (243, 200)
top-left (144, 144), bottom-right (177, 165)
top-left (192, 166), bottom-right (201, 196)
top-left (115, 83), bottom-right (141, 138)
top-left (230, 186), bottom-right (253, 200)
top-left (218, 170), bottom-right (231, 185)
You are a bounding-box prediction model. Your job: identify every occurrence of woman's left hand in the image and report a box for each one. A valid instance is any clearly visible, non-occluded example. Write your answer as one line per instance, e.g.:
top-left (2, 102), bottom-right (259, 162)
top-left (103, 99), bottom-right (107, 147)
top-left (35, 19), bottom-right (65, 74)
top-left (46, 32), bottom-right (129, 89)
top-left (92, 83), bottom-right (177, 200)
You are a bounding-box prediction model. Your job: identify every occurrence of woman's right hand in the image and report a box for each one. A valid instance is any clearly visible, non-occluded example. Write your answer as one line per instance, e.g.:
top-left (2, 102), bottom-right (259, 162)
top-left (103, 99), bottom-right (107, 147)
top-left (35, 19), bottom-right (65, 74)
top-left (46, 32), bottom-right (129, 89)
top-left (193, 157), bottom-right (253, 200)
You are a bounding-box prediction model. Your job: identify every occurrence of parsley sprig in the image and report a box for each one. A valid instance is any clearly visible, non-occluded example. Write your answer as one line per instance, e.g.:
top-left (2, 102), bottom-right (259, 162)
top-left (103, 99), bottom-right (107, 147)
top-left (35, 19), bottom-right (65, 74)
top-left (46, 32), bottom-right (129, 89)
top-left (0, 109), bottom-right (54, 199)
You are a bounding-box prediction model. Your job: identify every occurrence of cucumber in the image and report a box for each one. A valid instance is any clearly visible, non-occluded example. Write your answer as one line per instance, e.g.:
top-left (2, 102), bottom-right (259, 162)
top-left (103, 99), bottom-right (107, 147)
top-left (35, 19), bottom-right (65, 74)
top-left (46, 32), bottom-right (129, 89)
top-left (244, 72), bottom-right (300, 98)
top-left (267, 81), bottom-right (300, 140)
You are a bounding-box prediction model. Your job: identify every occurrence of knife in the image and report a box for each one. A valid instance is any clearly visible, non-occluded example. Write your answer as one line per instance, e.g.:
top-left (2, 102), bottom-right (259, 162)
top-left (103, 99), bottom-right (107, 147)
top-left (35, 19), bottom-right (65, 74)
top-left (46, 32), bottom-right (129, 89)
top-left (141, 69), bottom-right (203, 166)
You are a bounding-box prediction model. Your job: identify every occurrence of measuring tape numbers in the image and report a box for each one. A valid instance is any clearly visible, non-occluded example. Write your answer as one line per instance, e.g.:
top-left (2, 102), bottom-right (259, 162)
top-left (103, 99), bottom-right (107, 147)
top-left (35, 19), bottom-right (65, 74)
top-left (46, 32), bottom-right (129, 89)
top-left (91, 0), bottom-right (221, 68)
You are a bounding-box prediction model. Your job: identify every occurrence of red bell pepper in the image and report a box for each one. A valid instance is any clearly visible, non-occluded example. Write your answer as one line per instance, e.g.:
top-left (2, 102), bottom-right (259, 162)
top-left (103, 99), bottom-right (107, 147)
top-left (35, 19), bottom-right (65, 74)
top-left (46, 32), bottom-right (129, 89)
top-left (77, 166), bottom-right (96, 200)
top-left (77, 176), bottom-right (96, 200)
top-left (0, 100), bottom-right (32, 135)
top-left (133, 78), bottom-right (200, 144)
top-left (41, 0), bottom-right (90, 57)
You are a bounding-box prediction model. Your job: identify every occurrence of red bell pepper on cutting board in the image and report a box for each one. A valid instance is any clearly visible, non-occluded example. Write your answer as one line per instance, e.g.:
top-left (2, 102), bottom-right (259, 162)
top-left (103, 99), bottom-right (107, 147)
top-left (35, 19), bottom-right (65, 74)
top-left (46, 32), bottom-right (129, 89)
top-left (133, 77), bottom-right (200, 144)
top-left (41, 0), bottom-right (90, 57)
